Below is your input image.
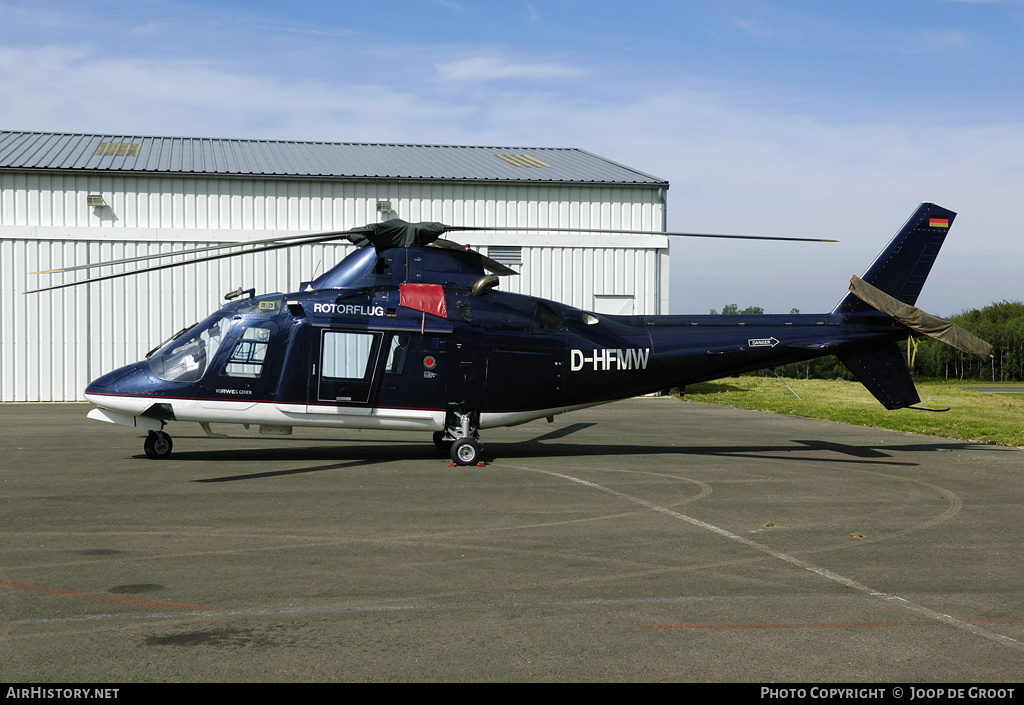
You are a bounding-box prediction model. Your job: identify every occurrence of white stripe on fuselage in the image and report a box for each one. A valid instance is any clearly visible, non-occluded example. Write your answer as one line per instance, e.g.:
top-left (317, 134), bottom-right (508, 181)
top-left (85, 394), bottom-right (611, 433)
top-left (86, 394), bottom-right (443, 432)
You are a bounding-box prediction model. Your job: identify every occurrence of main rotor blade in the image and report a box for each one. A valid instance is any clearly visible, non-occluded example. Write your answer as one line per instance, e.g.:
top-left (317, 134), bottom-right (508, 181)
top-left (24, 232), bottom-right (351, 294)
top-left (848, 276), bottom-right (993, 359)
top-left (26, 217), bottom-right (830, 293)
top-left (29, 221), bottom-right (437, 278)
top-left (32, 220), bottom-right (833, 277)
top-left (30, 229), bottom-right (360, 275)
top-left (445, 225), bottom-right (838, 243)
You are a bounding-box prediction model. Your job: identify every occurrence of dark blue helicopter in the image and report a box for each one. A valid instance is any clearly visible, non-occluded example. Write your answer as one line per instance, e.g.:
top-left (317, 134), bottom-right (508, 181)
top-left (35, 202), bottom-right (990, 464)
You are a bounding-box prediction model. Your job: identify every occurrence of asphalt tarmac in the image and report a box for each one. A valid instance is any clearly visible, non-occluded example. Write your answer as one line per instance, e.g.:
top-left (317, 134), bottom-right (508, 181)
top-left (2, 398), bottom-right (1022, 683)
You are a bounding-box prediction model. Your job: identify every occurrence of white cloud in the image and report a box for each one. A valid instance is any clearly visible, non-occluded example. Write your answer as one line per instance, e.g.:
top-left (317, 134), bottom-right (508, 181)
top-left (435, 56), bottom-right (585, 83)
top-left (0, 45), bottom-right (465, 140)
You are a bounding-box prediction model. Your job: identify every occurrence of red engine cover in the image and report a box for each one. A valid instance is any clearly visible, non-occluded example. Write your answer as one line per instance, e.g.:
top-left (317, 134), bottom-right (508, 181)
top-left (399, 282), bottom-right (448, 319)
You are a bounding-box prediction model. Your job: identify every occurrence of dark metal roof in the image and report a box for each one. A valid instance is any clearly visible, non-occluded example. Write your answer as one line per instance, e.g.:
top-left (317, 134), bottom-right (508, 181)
top-left (0, 131), bottom-right (667, 186)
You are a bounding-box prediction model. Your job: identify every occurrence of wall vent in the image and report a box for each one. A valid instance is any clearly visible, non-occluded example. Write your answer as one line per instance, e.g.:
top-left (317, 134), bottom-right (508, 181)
top-left (487, 246), bottom-right (523, 266)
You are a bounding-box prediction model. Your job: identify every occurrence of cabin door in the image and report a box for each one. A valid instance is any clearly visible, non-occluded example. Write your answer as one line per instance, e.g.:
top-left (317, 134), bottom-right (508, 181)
top-left (307, 327), bottom-right (384, 412)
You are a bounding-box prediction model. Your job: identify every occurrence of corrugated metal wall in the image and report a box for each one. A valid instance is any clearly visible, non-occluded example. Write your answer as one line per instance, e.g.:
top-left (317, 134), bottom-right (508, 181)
top-left (1, 172), bottom-right (667, 401)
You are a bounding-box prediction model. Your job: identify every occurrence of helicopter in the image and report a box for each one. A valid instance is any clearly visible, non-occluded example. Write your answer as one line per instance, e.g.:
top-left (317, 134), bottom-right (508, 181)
top-left (28, 202), bottom-right (990, 465)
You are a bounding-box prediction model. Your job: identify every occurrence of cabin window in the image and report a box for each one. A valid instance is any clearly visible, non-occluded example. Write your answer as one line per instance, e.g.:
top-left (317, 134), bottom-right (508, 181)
top-left (223, 327), bottom-right (271, 378)
top-left (322, 331), bottom-right (376, 380)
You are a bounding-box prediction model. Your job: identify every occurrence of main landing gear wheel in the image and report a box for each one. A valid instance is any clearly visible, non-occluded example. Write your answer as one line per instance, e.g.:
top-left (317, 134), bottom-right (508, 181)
top-left (450, 438), bottom-right (482, 466)
top-left (144, 430), bottom-right (173, 459)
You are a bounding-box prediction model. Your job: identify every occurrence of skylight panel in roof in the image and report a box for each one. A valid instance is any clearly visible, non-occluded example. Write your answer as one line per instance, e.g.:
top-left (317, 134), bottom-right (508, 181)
top-left (495, 154), bottom-right (551, 168)
top-left (94, 142), bottom-right (141, 157)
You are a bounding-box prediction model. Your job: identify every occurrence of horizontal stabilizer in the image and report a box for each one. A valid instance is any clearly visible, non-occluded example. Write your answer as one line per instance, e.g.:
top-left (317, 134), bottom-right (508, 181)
top-left (848, 276), bottom-right (992, 359)
top-left (837, 343), bottom-right (920, 410)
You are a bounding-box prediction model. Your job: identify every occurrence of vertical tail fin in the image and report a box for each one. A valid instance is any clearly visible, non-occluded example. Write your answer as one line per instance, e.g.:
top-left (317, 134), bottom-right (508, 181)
top-left (833, 203), bottom-right (956, 313)
top-left (833, 202), bottom-right (956, 410)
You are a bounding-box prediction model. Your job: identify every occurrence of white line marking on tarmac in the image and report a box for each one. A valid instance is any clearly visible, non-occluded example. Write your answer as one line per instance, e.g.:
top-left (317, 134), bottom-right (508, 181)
top-left (532, 467), bottom-right (1022, 651)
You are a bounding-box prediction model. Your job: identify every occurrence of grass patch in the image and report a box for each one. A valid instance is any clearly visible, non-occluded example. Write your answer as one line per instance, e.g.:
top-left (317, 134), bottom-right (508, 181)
top-left (678, 377), bottom-right (1024, 448)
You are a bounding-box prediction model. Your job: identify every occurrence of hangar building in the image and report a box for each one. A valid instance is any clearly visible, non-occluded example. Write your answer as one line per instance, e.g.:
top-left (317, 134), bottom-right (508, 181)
top-left (0, 131), bottom-right (669, 402)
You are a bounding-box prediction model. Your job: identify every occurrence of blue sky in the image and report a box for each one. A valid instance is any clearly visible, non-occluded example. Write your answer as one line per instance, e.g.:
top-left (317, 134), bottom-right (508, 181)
top-left (2, 0), bottom-right (1021, 315)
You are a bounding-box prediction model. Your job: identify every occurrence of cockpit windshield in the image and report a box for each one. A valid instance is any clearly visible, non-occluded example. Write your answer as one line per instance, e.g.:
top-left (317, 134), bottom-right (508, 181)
top-left (148, 312), bottom-right (232, 382)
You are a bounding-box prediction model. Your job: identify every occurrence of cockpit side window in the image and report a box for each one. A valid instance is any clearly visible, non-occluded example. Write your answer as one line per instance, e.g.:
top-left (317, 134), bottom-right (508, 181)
top-left (223, 327), bottom-right (272, 378)
top-left (149, 314), bottom-right (231, 382)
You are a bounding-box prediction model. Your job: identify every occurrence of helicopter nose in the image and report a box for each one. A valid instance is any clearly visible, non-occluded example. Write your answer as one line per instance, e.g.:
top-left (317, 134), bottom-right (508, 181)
top-left (84, 361), bottom-right (166, 411)
top-left (85, 362), bottom-right (143, 395)
top-left (84, 365), bottom-right (169, 433)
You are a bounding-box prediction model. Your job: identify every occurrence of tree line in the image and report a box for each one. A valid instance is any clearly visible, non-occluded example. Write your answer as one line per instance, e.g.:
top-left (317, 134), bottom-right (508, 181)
top-left (712, 300), bottom-right (1024, 382)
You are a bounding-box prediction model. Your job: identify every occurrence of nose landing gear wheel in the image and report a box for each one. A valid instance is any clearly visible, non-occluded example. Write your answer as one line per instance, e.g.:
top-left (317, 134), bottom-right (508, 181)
top-left (450, 438), bottom-right (482, 466)
top-left (144, 430), bottom-right (173, 459)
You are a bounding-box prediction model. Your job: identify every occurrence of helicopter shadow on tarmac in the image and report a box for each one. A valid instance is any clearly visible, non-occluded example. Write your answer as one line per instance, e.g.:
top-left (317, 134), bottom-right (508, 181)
top-left (142, 421), bottom-right (1010, 483)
